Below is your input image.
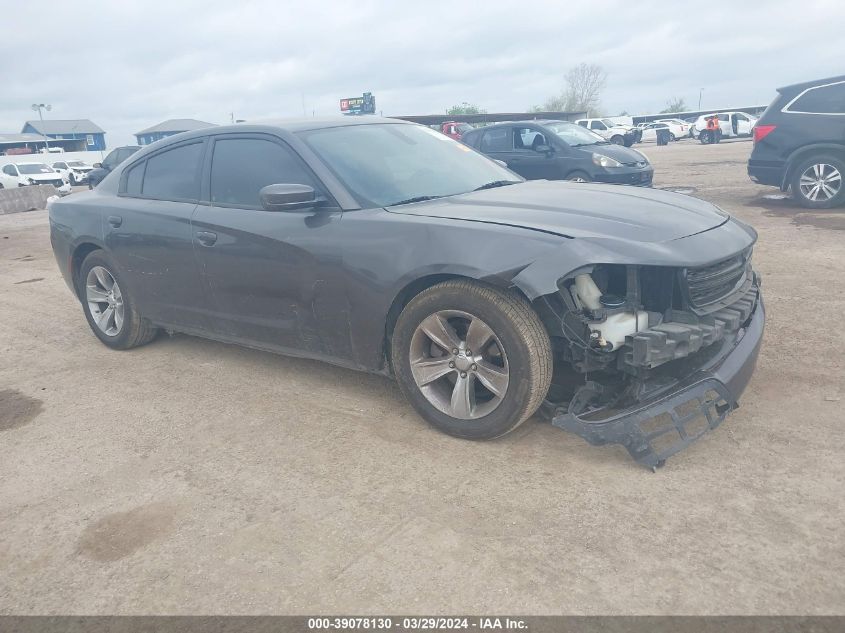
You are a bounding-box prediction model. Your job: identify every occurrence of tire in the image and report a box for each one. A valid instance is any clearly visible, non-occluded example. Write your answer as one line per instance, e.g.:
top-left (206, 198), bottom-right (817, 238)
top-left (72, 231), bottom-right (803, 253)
top-left (566, 171), bottom-right (592, 183)
top-left (700, 131), bottom-right (711, 145)
top-left (610, 135), bottom-right (624, 145)
top-left (669, 133), bottom-right (676, 142)
top-left (78, 250), bottom-right (158, 350)
top-left (70, 174), bottom-right (77, 186)
top-left (391, 280), bottom-right (552, 440)
top-left (790, 154), bottom-right (845, 209)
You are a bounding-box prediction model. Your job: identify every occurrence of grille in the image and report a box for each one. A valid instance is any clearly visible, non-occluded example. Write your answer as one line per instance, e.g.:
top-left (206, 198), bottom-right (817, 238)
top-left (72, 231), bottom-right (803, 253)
top-left (686, 252), bottom-right (749, 307)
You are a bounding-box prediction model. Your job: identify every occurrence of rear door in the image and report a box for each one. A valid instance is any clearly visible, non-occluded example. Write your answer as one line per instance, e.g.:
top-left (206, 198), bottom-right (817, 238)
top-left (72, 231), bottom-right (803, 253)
top-left (107, 139), bottom-right (214, 330)
top-left (191, 133), bottom-right (350, 357)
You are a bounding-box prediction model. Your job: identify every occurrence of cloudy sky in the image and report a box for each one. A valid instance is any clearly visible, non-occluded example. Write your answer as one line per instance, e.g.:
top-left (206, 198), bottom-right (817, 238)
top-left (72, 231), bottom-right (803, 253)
top-left (1, 0), bottom-right (843, 147)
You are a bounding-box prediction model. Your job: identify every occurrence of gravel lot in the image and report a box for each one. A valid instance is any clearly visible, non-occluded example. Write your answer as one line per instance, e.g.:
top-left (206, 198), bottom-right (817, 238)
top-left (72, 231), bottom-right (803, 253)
top-left (1, 139), bottom-right (843, 615)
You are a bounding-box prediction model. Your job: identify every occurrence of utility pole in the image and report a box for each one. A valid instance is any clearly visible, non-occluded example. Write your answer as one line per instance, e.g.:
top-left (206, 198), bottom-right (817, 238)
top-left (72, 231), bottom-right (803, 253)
top-left (698, 89), bottom-right (703, 110)
top-left (31, 103), bottom-right (52, 152)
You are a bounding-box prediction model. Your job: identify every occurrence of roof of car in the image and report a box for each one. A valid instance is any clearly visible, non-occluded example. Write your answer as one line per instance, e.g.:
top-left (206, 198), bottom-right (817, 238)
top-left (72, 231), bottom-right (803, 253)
top-left (778, 74), bottom-right (845, 93)
top-left (135, 118), bottom-right (216, 135)
top-left (233, 116), bottom-right (409, 133)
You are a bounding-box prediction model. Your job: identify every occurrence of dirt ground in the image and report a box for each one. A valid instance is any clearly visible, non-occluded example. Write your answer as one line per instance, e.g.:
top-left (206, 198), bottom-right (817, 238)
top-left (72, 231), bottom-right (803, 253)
top-left (1, 139), bottom-right (843, 615)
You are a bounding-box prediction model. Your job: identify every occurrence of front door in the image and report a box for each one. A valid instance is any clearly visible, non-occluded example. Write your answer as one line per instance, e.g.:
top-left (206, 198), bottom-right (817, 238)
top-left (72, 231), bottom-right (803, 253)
top-left (191, 134), bottom-right (351, 359)
top-left (506, 127), bottom-right (561, 180)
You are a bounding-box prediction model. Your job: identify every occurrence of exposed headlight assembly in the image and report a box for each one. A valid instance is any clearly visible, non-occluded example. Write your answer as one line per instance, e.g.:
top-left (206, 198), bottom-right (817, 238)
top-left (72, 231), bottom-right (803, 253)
top-left (592, 153), bottom-right (622, 168)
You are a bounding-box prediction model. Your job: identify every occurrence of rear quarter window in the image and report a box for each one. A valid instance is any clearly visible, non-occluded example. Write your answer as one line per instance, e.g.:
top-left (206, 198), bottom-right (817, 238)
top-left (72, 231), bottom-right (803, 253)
top-left (787, 81), bottom-right (845, 114)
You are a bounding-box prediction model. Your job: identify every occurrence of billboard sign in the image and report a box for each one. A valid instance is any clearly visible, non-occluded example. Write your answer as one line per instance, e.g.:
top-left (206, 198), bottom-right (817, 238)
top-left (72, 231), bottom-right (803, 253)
top-left (340, 92), bottom-right (376, 115)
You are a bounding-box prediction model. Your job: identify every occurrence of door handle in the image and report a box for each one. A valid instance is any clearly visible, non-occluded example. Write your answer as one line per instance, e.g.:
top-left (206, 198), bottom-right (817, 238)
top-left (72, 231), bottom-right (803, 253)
top-left (195, 231), bottom-right (217, 247)
top-left (107, 215), bottom-right (122, 228)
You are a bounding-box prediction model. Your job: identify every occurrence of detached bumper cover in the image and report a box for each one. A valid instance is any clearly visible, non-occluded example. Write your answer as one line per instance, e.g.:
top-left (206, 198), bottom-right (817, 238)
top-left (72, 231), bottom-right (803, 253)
top-left (552, 297), bottom-right (765, 469)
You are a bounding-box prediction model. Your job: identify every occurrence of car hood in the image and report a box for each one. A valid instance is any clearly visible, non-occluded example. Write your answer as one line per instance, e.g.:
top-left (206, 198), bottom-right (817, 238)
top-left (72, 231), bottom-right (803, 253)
top-left (26, 172), bottom-right (62, 180)
top-left (387, 180), bottom-right (729, 243)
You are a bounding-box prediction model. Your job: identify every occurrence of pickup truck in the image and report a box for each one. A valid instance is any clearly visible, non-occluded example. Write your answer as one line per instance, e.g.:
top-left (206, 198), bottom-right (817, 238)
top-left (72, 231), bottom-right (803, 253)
top-left (575, 118), bottom-right (640, 147)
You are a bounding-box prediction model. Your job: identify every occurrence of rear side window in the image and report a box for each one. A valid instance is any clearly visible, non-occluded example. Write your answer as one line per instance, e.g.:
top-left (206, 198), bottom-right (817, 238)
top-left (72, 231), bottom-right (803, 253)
top-left (123, 161), bottom-right (144, 196)
top-left (479, 128), bottom-right (512, 152)
top-left (209, 137), bottom-right (318, 208)
top-left (787, 82), bottom-right (845, 114)
top-left (142, 142), bottom-right (203, 201)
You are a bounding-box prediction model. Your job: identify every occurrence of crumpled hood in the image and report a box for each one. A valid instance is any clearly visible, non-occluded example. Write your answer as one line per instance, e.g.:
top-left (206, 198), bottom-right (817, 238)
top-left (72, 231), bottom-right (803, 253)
top-left (387, 180), bottom-right (729, 242)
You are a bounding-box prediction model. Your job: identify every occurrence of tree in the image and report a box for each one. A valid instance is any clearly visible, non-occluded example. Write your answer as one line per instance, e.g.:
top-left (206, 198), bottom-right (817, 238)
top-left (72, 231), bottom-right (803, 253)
top-left (530, 63), bottom-right (607, 116)
top-left (447, 102), bottom-right (486, 116)
top-left (661, 97), bottom-right (687, 114)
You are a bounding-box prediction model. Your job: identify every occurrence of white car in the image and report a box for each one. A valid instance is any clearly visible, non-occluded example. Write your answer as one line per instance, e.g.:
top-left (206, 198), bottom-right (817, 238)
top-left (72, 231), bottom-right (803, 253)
top-left (691, 112), bottom-right (757, 139)
top-left (0, 162), bottom-right (67, 189)
top-left (638, 122), bottom-right (676, 143)
top-left (52, 160), bottom-right (94, 185)
top-left (575, 118), bottom-right (637, 146)
top-left (655, 118), bottom-right (692, 139)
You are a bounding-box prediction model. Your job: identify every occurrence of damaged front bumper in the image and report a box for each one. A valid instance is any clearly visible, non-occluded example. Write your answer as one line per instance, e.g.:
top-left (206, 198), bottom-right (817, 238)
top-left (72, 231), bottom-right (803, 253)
top-left (551, 296), bottom-right (765, 469)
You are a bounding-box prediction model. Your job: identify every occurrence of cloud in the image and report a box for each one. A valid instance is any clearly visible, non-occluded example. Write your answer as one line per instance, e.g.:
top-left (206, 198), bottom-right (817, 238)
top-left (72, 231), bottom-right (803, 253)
top-left (1, 0), bottom-right (843, 146)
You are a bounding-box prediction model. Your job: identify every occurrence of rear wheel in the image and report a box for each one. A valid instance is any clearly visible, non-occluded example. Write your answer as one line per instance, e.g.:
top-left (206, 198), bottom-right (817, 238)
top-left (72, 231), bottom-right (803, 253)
top-left (391, 280), bottom-right (552, 440)
top-left (78, 250), bottom-right (158, 350)
top-left (669, 133), bottom-right (677, 142)
top-left (790, 154), bottom-right (845, 209)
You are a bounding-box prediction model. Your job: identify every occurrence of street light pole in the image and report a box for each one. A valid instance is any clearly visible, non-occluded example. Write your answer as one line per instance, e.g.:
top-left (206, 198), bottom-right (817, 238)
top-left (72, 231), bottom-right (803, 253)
top-left (698, 89), bottom-right (703, 111)
top-left (31, 103), bottom-right (52, 153)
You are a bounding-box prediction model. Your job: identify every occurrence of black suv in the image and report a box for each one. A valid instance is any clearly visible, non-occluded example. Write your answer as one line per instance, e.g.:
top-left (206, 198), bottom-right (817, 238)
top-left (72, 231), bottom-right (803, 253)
top-left (87, 146), bottom-right (141, 189)
top-left (748, 75), bottom-right (845, 208)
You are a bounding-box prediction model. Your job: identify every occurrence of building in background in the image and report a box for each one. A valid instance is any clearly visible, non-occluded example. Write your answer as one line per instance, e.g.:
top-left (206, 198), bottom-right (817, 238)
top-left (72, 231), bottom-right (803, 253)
top-left (21, 119), bottom-right (106, 151)
top-left (0, 133), bottom-right (55, 156)
top-left (134, 119), bottom-right (216, 145)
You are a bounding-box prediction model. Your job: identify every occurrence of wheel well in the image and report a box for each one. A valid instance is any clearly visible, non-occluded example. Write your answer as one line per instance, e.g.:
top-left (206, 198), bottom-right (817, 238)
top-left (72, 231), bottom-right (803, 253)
top-left (784, 146), bottom-right (845, 189)
top-left (71, 243), bottom-right (101, 298)
top-left (381, 273), bottom-right (539, 372)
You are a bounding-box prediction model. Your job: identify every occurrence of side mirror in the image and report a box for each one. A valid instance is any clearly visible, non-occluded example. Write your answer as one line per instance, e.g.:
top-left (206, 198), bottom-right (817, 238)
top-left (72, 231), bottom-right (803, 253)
top-left (93, 163), bottom-right (102, 168)
top-left (534, 144), bottom-right (553, 154)
top-left (260, 183), bottom-right (317, 211)
top-left (492, 159), bottom-right (508, 168)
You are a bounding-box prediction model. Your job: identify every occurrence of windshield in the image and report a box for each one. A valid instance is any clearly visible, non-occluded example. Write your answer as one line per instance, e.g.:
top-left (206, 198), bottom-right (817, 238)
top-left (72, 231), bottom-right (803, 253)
top-left (542, 122), bottom-right (605, 146)
top-left (298, 123), bottom-right (520, 208)
top-left (18, 163), bottom-right (53, 174)
top-left (67, 160), bottom-right (87, 167)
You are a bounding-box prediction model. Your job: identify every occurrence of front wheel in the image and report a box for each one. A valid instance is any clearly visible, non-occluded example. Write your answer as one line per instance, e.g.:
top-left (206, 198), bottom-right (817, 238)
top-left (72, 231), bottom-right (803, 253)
top-left (78, 250), bottom-right (158, 350)
top-left (669, 133), bottom-right (677, 142)
top-left (790, 154), bottom-right (845, 209)
top-left (566, 171), bottom-right (592, 183)
top-left (610, 135), bottom-right (624, 145)
top-left (391, 280), bottom-right (552, 440)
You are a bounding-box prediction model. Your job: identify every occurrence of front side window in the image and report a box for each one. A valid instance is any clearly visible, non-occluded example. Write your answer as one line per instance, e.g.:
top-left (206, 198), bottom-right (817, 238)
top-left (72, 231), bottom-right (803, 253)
top-left (479, 127), bottom-right (512, 152)
top-left (210, 137), bottom-right (318, 208)
top-left (53, 162), bottom-right (67, 169)
top-left (590, 121), bottom-right (606, 130)
top-left (788, 82), bottom-right (845, 114)
top-left (142, 142), bottom-right (203, 201)
top-left (515, 127), bottom-right (546, 150)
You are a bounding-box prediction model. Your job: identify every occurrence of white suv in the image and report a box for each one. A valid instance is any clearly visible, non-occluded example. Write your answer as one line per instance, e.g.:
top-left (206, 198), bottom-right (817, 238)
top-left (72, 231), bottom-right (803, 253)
top-left (691, 112), bottom-right (757, 139)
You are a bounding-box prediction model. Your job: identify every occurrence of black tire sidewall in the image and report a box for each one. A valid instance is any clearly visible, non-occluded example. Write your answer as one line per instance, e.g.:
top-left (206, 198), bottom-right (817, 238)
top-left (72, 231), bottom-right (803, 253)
top-left (78, 251), bottom-right (143, 349)
top-left (392, 286), bottom-right (538, 440)
top-left (566, 171), bottom-right (592, 183)
top-left (791, 154), bottom-right (845, 209)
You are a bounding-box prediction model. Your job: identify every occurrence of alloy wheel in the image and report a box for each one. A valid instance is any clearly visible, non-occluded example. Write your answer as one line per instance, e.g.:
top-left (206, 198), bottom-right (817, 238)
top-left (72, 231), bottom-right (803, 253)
top-left (409, 310), bottom-right (509, 420)
top-left (799, 163), bottom-right (841, 202)
top-left (86, 266), bottom-right (125, 336)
